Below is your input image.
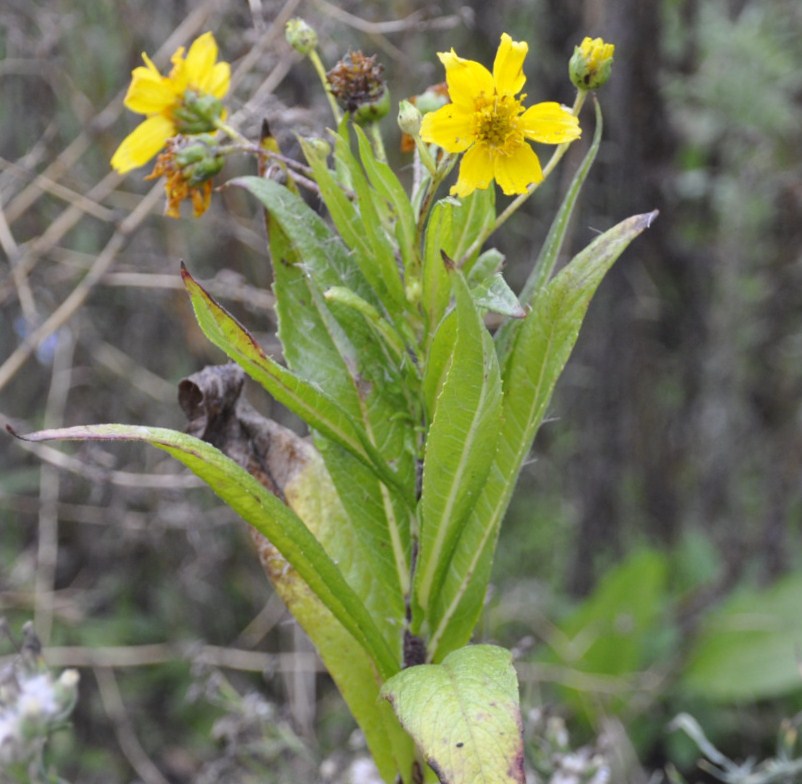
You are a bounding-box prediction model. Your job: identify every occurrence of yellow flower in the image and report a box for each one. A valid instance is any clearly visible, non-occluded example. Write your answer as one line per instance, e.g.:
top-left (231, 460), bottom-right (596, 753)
top-left (111, 32), bottom-right (230, 174)
top-left (420, 33), bottom-right (581, 198)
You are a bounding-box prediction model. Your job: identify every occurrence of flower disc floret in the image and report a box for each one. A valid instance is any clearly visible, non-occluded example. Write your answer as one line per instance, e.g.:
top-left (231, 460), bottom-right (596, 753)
top-left (111, 32), bottom-right (230, 174)
top-left (420, 33), bottom-right (581, 197)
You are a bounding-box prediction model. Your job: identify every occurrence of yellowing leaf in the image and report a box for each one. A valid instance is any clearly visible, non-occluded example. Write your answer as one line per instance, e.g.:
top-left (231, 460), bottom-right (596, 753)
top-left (381, 645), bottom-right (524, 784)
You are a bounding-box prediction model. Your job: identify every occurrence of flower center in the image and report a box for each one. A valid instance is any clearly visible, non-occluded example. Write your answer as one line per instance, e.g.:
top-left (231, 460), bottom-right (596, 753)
top-left (473, 94), bottom-right (523, 154)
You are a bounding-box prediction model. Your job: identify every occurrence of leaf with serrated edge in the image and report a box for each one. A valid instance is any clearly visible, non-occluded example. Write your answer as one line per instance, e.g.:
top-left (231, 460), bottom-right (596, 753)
top-left (10, 424), bottom-right (399, 680)
top-left (382, 645), bottom-right (524, 784)
top-left (428, 212), bottom-right (659, 661)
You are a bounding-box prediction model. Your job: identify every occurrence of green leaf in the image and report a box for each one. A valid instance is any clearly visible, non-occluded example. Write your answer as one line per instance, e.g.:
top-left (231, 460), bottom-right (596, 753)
top-left (181, 266), bottom-right (402, 494)
top-left (428, 211), bottom-right (658, 661)
top-left (449, 187), bottom-right (496, 271)
top-left (537, 550), bottom-right (668, 718)
top-left (354, 125), bottom-right (418, 276)
top-left (470, 274), bottom-right (526, 319)
top-left (682, 573), bottom-right (802, 700)
top-left (315, 437), bottom-right (412, 624)
top-left (422, 201), bottom-right (454, 341)
top-left (11, 423), bottom-right (399, 680)
top-left (415, 273), bottom-right (502, 620)
top-left (233, 177), bottom-right (417, 613)
top-left (301, 135), bottom-right (406, 312)
top-left (421, 308), bottom-right (456, 423)
top-left (381, 645), bottom-right (525, 784)
top-left (553, 549), bottom-right (667, 676)
top-left (466, 248), bottom-right (525, 317)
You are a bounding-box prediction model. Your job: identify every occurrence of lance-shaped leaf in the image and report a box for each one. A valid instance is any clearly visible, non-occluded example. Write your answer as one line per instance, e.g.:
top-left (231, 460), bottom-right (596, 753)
top-left (381, 645), bottom-right (525, 784)
top-left (9, 423), bottom-right (399, 680)
top-left (428, 211), bottom-right (659, 661)
top-left (256, 186), bottom-right (417, 604)
top-left (415, 273), bottom-right (502, 620)
top-left (301, 134), bottom-right (406, 313)
top-left (181, 266), bottom-right (404, 496)
top-left (354, 126), bottom-right (418, 276)
top-left (422, 202), bottom-right (455, 343)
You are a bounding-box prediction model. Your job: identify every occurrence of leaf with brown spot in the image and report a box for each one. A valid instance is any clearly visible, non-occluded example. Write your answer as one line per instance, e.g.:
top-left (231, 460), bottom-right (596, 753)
top-left (381, 645), bottom-right (525, 784)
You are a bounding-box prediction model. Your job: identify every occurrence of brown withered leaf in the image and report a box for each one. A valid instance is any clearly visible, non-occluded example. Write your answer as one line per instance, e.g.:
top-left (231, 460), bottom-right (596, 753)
top-left (178, 362), bottom-right (314, 573)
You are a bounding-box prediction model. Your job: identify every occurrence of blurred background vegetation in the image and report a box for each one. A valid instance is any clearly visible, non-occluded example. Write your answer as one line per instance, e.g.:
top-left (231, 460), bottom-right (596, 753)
top-left (2, 0), bottom-right (802, 781)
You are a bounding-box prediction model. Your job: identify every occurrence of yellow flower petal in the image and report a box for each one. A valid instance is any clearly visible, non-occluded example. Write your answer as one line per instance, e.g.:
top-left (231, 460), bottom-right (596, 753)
top-left (111, 114), bottom-right (175, 173)
top-left (124, 65), bottom-right (176, 114)
top-left (492, 33), bottom-right (528, 97)
top-left (205, 61), bottom-right (231, 99)
top-left (184, 32), bottom-right (218, 88)
top-left (493, 143), bottom-right (543, 195)
top-left (521, 102), bottom-right (581, 144)
top-left (420, 103), bottom-right (475, 153)
top-left (438, 49), bottom-right (494, 108)
top-left (451, 143), bottom-right (495, 197)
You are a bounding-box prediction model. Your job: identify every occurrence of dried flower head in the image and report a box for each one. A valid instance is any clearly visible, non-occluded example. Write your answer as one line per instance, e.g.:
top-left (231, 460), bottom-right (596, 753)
top-left (326, 51), bottom-right (389, 123)
top-left (146, 134), bottom-right (224, 218)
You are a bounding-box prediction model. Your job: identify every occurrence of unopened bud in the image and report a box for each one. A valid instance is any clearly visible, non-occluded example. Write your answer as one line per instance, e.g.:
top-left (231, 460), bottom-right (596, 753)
top-left (173, 91), bottom-right (225, 134)
top-left (285, 18), bottom-right (318, 56)
top-left (175, 136), bottom-right (225, 185)
top-left (570, 37), bottom-right (615, 91)
top-left (397, 100), bottom-right (422, 137)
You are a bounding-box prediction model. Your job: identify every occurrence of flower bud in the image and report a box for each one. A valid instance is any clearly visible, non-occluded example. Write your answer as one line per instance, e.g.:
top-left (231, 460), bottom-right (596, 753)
top-left (173, 90), bottom-right (225, 134)
top-left (174, 135), bottom-right (225, 185)
top-left (397, 100), bottom-right (422, 137)
top-left (569, 37), bottom-right (615, 91)
top-left (285, 18), bottom-right (318, 56)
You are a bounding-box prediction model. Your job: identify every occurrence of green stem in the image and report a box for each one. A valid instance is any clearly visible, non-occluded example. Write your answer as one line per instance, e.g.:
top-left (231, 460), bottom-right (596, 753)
top-left (414, 153), bottom-right (455, 243)
top-left (367, 121), bottom-right (387, 163)
top-left (457, 90), bottom-right (588, 266)
top-left (308, 49), bottom-right (342, 124)
top-left (213, 118), bottom-right (251, 147)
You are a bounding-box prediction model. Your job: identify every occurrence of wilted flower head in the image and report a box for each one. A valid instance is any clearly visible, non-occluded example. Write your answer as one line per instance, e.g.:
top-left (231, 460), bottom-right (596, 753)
top-left (569, 37), bottom-right (615, 90)
top-left (421, 33), bottom-right (581, 197)
top-left (326, 51), bottom-right (390, 124)
top-left (111, 32), bottom-right (230, 174)
top-left (146, 134), bottom-right (224, 218)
